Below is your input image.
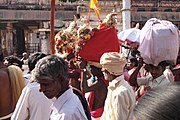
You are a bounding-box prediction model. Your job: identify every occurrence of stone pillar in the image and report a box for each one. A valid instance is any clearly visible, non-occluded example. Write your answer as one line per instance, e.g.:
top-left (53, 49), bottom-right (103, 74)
top-left (40, 31), bottom-right (50, 54)
top-left (122, 0), bottom-right (131, 30)
top-left (77, 5), bottom-right (80, 14)
top-left (6, 23), bottom-right (13, 55)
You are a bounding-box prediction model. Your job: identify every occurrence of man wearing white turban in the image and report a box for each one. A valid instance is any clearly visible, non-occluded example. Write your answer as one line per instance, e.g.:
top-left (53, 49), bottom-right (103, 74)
top-left (129, 18), bottom-right (177, 93)
top-left (138, 18), bottom-right (179, 66)
top-left (100, 52), bottom-right (135, 120)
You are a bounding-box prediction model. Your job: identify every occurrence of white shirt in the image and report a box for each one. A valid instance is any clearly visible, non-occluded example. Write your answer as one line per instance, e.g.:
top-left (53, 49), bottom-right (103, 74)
top-left (50, 88), bottom-right (88, 120)
top-left (163, 68), bottom-right (174, 82)
top-left (22, 64), bottom-right (29, 75)
top-left (137, 74), bottom-right (171, 88)
top-left (101, 75), bottom-right (136, 120)
top-left (11, 82), bottom-right (52, 120)
top-left (23, 73), bottom-right (32, 84)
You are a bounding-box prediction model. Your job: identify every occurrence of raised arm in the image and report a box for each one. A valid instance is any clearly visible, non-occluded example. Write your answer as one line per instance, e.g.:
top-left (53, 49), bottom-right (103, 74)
top-left (78, 59), bottom-right (104, 94)
top-left (129, 57), bottom-right (143, 86)
top-left (78, 59), bottom-right (91, 93)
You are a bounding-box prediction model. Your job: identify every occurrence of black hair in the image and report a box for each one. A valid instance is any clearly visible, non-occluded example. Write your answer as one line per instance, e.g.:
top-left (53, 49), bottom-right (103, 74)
top-left (4, 55), bottom-right (23, 68)
top-left (90, 65), bottom-right (101, 70)
top-left (28, 52), bottom-right (47, 72)
top-left (134, 82), bottom-right (180, 120)
top-left (130, 58), bottom-right (138, 67)
top-left (90, 65), bottom-right (103, 77)
top-left (158, 60), bottom-right (170, 68)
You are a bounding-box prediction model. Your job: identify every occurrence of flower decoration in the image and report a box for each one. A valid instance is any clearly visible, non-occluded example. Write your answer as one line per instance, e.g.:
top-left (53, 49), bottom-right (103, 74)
top-left (98, 12), bottom-right (118, 29)
top-left (55, 21), bottom-right (77, 54)
top-left (75, 24), bottom-right (96, 52)
top-left (55, 12), bottom-right (118, 54)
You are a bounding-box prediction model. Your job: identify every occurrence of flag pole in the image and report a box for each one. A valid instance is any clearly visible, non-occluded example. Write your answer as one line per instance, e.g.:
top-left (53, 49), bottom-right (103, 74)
top-left (50, 0), bottom-right (55, 54)
top-left (88, 7), bottom-right (91, 25)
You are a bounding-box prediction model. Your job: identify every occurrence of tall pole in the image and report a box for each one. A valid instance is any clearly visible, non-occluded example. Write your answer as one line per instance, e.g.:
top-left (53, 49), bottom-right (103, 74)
top-left (50, 0), bottom-right (55, 54)
top-left (122, 0), bottom-right (131, 30)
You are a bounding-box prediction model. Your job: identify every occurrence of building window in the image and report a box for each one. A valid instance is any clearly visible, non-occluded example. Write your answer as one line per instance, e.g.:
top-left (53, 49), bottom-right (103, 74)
top-left (176, 8), bottom-right (180, 12)
top-left (137, 7), bottom-right (146, 11)
top-left (164, 9), bottom-right (172, 12)
top-left (151, 8), bottom-right (158, 12)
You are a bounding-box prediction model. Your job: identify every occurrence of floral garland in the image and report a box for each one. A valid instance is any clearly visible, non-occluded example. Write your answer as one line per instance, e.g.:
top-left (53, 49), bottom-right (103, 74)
top-left (55, 21), bottom-right (77, 54)
top-left (98, 12), bottom-right (118, 29)
top-left (75, 24), bottom-right (97, 52)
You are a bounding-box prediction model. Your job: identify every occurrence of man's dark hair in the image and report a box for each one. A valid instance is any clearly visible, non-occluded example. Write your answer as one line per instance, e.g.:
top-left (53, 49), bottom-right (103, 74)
top-left (130, 58), bottom-right (138, 67)
top-left (134, 82), bottom-right (180, 120)
top-left (4, 55), bottom-right (23, 68)
top-left (158, 60), bottom-right (170, 68)
top-left (28, 52), bottom-right (47, 72)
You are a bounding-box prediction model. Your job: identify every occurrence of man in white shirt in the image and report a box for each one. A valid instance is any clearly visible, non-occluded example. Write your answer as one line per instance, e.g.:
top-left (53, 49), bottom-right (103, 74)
top-left (11, 82), bottom-right (52, 120)
top-left (11, 52), bottom-right (52, 120)
top-left (31, 55), bottom-right (88, 120)
top-left (129, 58), bottom-right (174, 100)
top-left (129, 58), bottom-right (172, 89)
top-left (100, 52), bottom-right (136, 120)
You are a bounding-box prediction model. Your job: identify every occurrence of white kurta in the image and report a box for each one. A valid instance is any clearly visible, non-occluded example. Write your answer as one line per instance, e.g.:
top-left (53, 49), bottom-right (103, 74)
top-left (11, 82), bottom-right (52, 120)
top-left (50, 88), bottom-right (88, 120)
top-left (101, 75), bottom-right (135, 120)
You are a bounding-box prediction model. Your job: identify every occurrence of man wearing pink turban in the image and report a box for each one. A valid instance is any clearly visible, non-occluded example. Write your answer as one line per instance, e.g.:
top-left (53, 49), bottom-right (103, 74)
top-left (100, 52), bottom-right (135, 120)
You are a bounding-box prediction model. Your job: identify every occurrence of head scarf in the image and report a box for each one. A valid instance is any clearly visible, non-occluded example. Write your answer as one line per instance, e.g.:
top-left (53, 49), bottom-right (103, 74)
top-left (138, 18), bottom-right (180, 66)
top-left (100, 52), bottom-right (126, 76)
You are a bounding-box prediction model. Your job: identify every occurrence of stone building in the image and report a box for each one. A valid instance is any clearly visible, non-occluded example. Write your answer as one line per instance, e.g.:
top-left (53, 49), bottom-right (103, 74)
top-left (0, 0), bottom-right (179, 56)
top-left (131, 0), bottom-right (180, 28)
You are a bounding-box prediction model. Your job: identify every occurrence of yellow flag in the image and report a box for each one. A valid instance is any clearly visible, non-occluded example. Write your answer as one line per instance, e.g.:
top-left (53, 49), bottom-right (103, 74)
top-left (90, 0), bottom-right (100, 21)
top-left (90, 0), bottom-right (98, 9)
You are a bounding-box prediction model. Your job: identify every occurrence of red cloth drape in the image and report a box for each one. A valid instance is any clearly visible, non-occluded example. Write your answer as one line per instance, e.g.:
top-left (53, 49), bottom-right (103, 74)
top-left (78, 27), bottom-right (120, 62)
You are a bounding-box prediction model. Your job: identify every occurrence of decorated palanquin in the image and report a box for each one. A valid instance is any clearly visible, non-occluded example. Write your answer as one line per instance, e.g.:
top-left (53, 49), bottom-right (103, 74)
top-left (78, 26), bottom-right (119, 62)
top-left (54, 12), bottom-right (120, 62)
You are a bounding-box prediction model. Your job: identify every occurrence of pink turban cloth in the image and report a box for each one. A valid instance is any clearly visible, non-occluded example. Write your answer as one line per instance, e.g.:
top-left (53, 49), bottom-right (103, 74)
top-left (138, 18), bottom-right (180, 66)
top-left (100, 52), bottom-right (126, 76)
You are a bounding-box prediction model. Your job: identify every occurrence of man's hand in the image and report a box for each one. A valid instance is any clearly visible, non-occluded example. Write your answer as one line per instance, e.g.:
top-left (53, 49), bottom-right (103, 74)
top-left (78, 59), bottom-right (87, 69)
top-left (138, 57), bottom-right (143, 68)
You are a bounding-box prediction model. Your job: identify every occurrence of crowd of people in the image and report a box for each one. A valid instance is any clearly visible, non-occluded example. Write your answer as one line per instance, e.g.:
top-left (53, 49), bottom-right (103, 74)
top-left (0, 17), bottom-right (180, 120)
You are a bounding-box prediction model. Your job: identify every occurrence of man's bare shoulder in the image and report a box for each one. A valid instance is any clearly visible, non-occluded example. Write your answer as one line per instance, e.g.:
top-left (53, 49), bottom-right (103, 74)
top-left (0, 68), bottom-right (9, 83)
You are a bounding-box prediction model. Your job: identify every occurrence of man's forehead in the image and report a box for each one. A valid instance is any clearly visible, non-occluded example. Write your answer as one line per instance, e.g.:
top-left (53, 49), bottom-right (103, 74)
top-left (36, 76), bottom-right (54, 82)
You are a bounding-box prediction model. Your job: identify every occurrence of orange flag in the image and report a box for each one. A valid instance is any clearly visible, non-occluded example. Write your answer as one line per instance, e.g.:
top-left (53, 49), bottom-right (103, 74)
top-left (90, 0), bottom-right (101, 21)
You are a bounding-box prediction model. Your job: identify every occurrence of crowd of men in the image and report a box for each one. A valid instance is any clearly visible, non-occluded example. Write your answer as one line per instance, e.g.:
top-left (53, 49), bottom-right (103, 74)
top-left (0, 18), bottom-right (180, 120)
